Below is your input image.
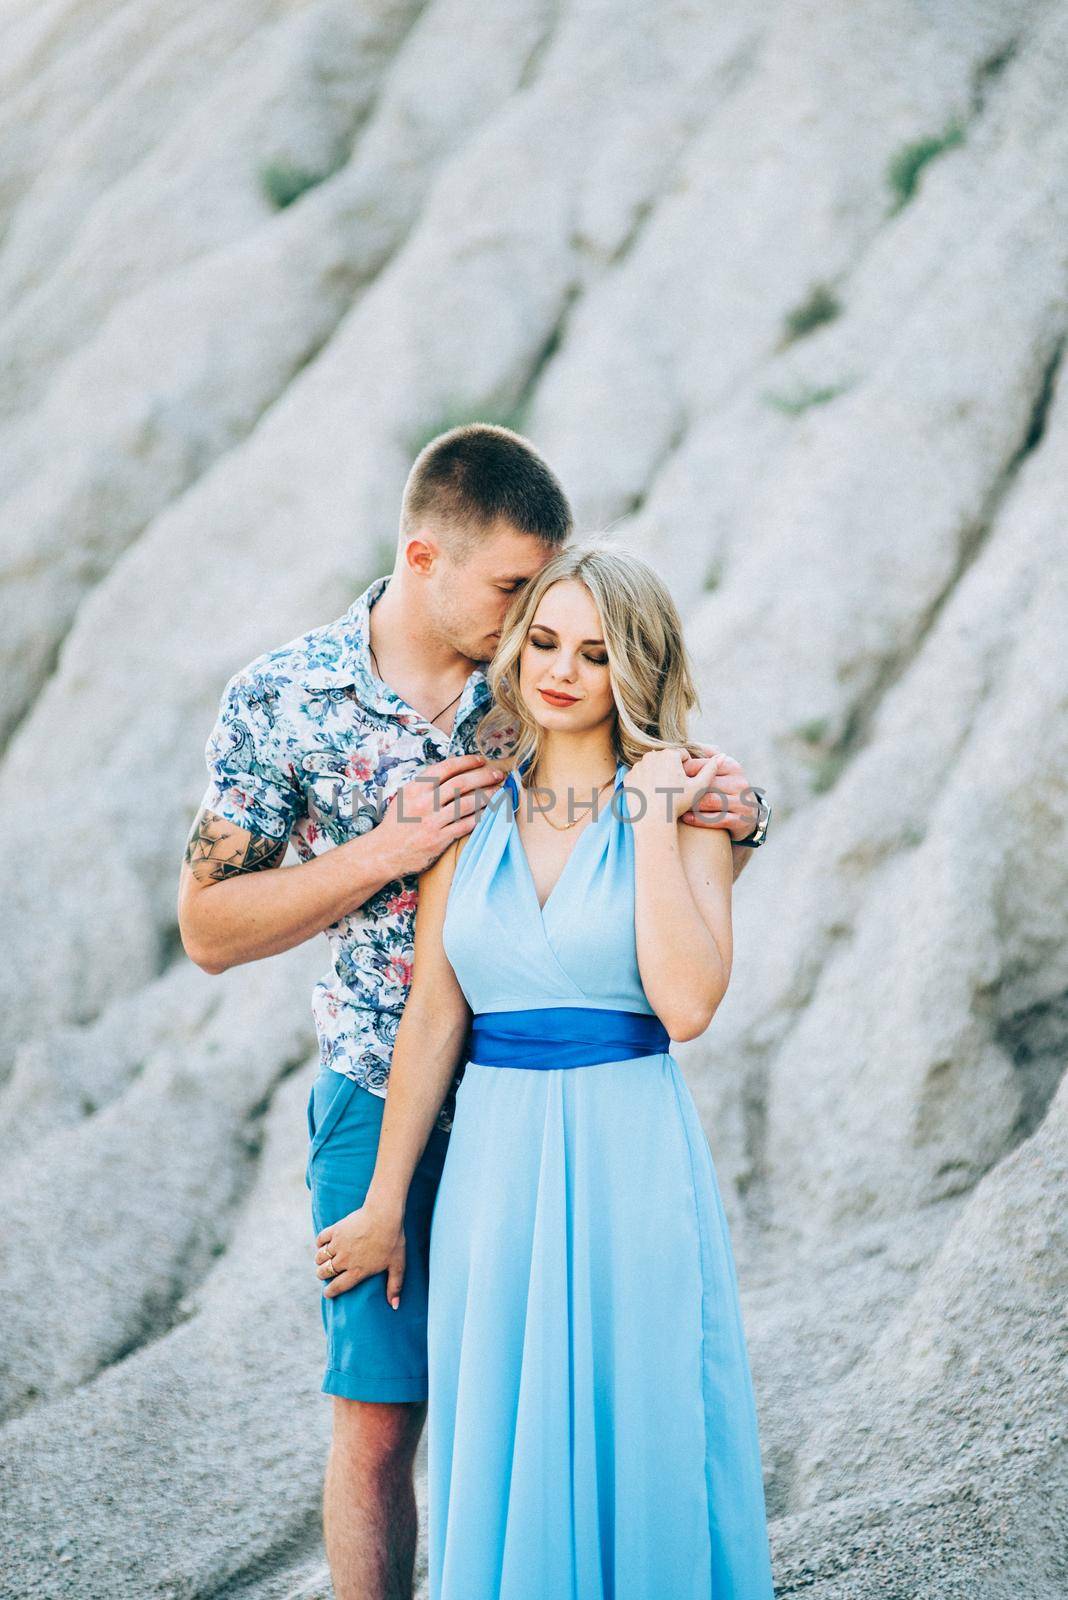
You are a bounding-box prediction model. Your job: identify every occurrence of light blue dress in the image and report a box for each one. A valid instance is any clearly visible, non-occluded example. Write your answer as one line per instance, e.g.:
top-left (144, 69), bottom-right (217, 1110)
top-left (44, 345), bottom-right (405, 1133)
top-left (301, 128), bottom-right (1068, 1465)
top-left (429, 760), bottom-right (776, 1600)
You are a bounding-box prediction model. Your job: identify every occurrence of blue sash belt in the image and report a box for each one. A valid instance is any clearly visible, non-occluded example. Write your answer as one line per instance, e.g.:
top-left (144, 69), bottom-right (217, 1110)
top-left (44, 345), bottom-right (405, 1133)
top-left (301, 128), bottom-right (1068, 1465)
top-left (468, 1006), bottom-right (670, 1070)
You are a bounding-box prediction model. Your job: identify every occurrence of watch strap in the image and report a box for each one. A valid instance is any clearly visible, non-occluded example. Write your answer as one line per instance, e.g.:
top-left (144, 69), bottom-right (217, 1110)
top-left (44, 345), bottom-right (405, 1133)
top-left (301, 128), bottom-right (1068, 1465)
top-left (735, 786), bottom-right (770, 848)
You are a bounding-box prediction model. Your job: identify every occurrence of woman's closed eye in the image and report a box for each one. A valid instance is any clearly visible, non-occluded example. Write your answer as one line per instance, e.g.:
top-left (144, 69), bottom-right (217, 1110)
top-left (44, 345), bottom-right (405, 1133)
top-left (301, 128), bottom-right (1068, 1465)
top-left (529, 638), bottom-right (608, 666)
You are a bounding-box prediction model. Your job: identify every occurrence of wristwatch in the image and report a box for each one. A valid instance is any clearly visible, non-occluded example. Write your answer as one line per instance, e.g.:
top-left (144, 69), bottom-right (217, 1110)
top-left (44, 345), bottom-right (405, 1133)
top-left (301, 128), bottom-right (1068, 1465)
top-left (735, 786), bottom-right (771, 848)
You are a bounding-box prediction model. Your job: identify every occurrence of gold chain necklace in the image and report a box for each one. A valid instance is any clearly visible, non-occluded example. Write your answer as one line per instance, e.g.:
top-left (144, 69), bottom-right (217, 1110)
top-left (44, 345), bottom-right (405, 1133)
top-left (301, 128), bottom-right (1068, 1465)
top-left (522, 768), bottom-right (617, 831)
top-left (369, 642), bottom-right (465, 728)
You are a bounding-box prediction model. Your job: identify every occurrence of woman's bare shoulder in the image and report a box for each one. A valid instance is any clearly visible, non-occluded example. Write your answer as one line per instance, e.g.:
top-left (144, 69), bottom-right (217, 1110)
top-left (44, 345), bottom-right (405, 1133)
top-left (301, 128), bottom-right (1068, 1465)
top-left (454, 766), bottom-right (514, 864)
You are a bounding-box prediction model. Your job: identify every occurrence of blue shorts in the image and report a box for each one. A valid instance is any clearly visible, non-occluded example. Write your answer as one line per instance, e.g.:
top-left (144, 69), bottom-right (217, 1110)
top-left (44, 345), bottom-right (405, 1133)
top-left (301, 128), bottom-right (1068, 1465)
top-left (305, 1068), bottom-right (449, 1403)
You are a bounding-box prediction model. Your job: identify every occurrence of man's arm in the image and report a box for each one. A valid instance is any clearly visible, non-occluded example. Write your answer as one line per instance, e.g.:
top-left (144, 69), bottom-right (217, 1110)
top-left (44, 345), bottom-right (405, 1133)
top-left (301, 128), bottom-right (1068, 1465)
top-left (678, 747), bottom-right (763, 884)
top-left (731, 841), bottom-right (753, 885)
top-left (178, 753), bottom-right (505, 973)
top-left (178, 808), bottom-right (403, 972)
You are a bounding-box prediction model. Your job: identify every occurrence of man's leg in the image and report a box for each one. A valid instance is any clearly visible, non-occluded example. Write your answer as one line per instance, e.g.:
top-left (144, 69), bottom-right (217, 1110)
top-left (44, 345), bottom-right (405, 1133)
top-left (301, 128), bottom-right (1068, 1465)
top-left (305, 1070), bottom-right (450, 1599)
top-left (324, 1396), bottom-right (426, 1600)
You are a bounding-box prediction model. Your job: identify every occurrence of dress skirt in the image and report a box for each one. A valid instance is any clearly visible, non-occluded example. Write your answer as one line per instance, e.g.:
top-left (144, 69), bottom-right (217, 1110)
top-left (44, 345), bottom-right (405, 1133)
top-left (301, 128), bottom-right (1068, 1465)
top-left (426, 1051), bottom-right (776, 1600)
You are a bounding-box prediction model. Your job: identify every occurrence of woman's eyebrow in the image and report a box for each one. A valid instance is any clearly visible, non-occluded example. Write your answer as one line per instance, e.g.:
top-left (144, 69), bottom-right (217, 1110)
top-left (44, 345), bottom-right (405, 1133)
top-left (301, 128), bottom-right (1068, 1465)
top-left (530, 625), bottom-right (605, 646)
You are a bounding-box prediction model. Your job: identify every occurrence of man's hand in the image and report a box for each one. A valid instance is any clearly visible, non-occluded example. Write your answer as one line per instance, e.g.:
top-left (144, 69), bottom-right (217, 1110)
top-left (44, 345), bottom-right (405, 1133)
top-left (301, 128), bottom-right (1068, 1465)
top-left (314, 1201), bottom-right (407, 1306)
top-left (679, 744), bottom-right (761, 841)
top-left (375, 753), bottom-right (507, 878)
top-left (627, 747), bottom-right (725, 825)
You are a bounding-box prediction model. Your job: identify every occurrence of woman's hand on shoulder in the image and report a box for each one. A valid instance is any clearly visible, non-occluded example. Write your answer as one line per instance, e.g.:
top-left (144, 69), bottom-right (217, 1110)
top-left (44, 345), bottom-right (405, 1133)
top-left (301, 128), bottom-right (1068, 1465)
top-left (678, 744), bottom-right (761, 840)
top-left (627, 746), bottom-right (727, 825)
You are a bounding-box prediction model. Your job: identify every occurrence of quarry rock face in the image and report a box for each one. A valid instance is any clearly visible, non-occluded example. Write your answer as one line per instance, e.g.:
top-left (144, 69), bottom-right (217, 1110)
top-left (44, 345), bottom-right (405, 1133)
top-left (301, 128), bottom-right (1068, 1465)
top-left (1, 2), bottom-right (1065, 1595)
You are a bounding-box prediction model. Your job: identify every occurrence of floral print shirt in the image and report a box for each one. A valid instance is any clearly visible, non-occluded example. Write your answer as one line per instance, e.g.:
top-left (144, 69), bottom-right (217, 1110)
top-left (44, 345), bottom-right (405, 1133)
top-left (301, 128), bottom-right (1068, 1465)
top-left (198, 574), bottom-right (515, 1131)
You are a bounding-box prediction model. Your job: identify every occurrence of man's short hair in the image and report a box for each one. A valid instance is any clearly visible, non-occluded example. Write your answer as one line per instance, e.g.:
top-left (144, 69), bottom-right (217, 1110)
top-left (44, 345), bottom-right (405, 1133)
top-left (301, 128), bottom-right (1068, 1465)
top-left (401, 424), bottom-right (572, 550)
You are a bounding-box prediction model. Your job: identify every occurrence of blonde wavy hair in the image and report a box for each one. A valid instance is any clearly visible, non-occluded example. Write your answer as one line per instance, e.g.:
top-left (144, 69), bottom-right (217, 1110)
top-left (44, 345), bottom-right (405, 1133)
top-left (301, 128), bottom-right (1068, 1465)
top-left (475, 540), bottom-right (703, 778)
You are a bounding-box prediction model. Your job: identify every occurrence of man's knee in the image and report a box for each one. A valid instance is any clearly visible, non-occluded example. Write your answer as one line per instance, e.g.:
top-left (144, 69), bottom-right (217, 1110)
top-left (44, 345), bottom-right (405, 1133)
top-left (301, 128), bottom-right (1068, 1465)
top-left (331, 1396), bottom-right (426, 1481)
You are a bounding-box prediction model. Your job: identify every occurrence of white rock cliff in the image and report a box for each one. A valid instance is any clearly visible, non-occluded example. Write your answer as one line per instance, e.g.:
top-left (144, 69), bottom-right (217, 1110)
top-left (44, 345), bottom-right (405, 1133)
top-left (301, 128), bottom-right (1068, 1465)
top-left (0, 2), bottom-right (1065, 1596)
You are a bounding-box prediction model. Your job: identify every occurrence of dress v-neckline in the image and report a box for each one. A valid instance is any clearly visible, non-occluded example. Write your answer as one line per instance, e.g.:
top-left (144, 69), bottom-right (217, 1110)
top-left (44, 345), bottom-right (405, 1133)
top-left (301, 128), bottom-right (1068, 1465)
top-left (507, 761), bottom-right (625, 920)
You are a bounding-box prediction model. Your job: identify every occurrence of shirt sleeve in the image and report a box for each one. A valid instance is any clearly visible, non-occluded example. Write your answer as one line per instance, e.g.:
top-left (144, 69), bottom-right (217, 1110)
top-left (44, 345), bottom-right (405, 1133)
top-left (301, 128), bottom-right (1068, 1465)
top-left (198, 668), bottom-right (304, 844)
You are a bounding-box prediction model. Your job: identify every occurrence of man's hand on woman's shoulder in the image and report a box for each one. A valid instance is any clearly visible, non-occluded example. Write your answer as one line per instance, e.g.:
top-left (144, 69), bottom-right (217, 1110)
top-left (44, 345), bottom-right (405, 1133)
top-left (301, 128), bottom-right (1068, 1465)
top-left (376, 753), bottom-right (507, 878)
top-left (678, 744), bottom-right (762, 841)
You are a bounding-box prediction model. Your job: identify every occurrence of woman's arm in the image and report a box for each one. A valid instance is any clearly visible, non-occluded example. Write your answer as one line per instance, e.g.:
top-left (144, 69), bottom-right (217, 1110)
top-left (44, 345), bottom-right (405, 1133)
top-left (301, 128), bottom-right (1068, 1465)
top-left (365, 840), bottom-right (471, 1217)
top-left (630, 752), bottom-right (734, 1042)
top-left (314, 836), bottom-right (471, 1302)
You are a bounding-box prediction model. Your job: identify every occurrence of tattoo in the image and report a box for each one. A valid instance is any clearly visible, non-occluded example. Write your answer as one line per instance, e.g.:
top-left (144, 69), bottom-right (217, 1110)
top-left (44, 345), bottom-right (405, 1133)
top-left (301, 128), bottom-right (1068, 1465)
top-left (184, 808), bottom-right (287, 884)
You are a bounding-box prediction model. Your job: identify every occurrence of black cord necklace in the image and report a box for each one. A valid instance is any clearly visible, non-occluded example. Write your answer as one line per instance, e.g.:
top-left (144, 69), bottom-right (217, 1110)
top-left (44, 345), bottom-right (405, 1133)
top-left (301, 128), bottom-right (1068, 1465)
top-left (369, 642), bottom-right (465, 728)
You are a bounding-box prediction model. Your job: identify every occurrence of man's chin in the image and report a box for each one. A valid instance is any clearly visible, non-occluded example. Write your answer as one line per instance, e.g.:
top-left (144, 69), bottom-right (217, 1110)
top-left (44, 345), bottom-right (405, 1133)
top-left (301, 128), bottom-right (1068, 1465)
top-left (466, 633), bottom-right (500, 666)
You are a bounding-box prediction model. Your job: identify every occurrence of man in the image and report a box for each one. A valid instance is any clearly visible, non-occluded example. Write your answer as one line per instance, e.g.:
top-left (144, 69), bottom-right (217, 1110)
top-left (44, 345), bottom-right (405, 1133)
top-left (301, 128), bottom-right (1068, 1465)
top-left (177, 425), bottom-right (771, 1600)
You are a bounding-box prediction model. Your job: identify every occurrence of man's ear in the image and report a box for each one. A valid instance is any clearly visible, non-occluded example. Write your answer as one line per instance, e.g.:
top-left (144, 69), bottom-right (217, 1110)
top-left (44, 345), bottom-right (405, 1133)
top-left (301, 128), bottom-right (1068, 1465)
top-left (402, 532), bottom-right (442, 577)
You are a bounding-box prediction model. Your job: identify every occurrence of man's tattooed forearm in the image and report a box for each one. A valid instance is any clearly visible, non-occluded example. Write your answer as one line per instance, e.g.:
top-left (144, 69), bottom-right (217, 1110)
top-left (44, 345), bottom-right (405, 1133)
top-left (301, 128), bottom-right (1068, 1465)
top-left (184, 809), bottom-right (287, 883)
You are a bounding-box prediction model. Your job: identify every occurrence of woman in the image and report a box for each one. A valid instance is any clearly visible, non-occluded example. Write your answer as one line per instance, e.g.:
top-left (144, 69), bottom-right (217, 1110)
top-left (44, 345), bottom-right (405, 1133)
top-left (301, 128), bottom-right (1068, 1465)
top-left (321, 543), bottom-right (775, 1599)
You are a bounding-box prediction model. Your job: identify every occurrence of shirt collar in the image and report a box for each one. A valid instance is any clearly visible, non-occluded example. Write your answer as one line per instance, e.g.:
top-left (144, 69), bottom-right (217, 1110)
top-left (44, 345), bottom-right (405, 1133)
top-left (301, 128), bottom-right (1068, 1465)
top-left (303, 574), bottom-right (492, 748)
